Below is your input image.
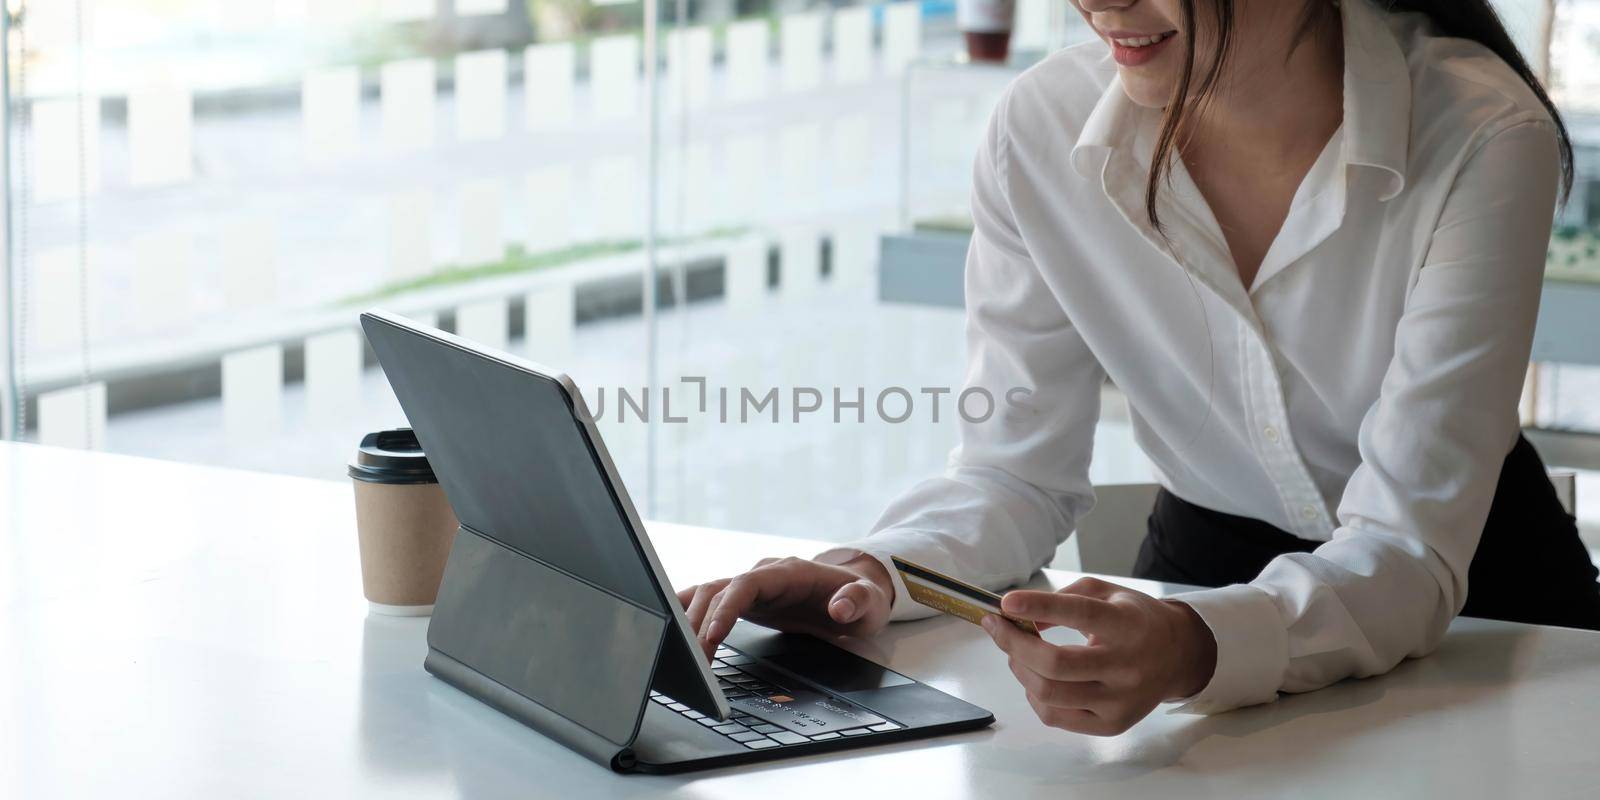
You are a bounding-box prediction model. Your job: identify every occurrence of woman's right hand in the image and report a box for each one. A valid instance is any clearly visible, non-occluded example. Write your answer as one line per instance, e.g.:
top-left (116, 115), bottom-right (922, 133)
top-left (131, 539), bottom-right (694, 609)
top-left (675, 554), bottom-right (896, 657)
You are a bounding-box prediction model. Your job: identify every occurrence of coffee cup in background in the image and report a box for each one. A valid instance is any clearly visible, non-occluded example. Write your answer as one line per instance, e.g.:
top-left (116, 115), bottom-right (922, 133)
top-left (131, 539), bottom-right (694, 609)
top-left (349, 429), bottom-right (459, 616)
top-left (957, 0), bottom-right (1016, 63)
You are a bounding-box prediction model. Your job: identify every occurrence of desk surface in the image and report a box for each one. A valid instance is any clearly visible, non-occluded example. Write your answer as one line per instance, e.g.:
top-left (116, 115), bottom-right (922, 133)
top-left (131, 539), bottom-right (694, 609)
top-left (3, 443), bottom-right (1599, 799)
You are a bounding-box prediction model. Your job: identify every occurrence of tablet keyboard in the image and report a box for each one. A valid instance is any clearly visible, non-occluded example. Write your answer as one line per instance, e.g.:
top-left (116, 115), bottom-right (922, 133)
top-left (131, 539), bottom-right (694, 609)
top-left (649, 645), bottom-right (903, 750)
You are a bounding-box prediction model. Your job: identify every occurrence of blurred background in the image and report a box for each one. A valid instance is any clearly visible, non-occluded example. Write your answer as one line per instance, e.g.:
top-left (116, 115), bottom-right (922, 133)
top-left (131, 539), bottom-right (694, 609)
top-left (3, 0), bottom-right (1598, 549)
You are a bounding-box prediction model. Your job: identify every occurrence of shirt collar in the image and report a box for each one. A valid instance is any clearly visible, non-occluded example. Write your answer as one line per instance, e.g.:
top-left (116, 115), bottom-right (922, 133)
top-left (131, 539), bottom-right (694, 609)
top-left (1340, 0), bottom-right (1411, 200)
top-left (1068, 65), bottom-right (1140, 180)
top-left (1069, 0), bottom-right (1411, 201)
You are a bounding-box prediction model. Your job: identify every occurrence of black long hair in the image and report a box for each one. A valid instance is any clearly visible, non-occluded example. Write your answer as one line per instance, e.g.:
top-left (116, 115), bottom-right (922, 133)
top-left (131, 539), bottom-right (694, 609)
top-left (1146, 0), bottom-right (1576, 230)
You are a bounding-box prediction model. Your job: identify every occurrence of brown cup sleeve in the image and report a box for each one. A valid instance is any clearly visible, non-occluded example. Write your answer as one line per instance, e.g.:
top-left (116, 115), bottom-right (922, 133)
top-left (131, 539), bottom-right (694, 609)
top-left (352, 481), bottom-right (459, 607)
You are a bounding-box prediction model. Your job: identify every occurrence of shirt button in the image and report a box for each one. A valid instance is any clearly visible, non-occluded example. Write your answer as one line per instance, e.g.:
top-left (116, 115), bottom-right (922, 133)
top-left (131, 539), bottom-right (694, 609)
top-left (1300, 505), bottom-right (1319, 520)
top-left (1263, 426), bottom-right (1281, 443)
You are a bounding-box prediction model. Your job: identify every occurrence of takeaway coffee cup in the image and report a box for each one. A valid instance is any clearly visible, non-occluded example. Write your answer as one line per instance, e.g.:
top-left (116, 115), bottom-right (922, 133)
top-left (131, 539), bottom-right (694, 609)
top-left (348, 428), bottom-right (459, 616)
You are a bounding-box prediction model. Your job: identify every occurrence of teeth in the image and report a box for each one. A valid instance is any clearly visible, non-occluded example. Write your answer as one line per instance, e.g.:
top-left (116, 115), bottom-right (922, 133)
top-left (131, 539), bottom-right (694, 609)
top-left (1113, 32), bottom-right (1170, 48)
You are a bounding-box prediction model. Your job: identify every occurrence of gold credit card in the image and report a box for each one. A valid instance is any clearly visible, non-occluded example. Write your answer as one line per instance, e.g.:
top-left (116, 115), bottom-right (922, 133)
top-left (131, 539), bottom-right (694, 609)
top-left (890, 555), bottom-right (1040, 636)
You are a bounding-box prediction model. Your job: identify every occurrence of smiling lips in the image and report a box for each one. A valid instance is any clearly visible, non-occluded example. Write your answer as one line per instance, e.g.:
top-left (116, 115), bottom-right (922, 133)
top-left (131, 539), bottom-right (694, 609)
top-left (1106, 29), bottom-right (1178, 67)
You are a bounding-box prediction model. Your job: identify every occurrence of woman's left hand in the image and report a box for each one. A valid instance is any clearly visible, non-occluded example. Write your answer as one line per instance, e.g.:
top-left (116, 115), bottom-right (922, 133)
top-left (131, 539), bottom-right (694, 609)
top-left (981, 577), bottom-right (1218, 736)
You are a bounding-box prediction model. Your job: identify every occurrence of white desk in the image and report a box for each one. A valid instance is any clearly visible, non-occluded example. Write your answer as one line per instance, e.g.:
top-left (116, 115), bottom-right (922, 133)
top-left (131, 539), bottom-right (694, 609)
top-left (3, 443), bottom-right (1598, 798)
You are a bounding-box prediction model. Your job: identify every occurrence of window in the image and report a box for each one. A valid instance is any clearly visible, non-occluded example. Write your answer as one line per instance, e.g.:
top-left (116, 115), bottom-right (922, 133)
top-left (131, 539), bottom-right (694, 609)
top-left (4, 1), bottom-right (1598, 549)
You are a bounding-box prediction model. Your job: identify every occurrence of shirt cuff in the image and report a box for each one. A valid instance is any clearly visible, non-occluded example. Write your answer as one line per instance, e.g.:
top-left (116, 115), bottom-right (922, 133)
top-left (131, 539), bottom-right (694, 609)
top-left (814, 529), bottom-right (952, 622)
top-left (1164, 583), bottom-right (1287, 715)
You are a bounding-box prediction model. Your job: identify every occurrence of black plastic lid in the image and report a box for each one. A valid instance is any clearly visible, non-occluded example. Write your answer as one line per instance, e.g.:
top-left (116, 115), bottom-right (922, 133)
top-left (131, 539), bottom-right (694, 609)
top-left (348, 428), bottom-right (439, 485)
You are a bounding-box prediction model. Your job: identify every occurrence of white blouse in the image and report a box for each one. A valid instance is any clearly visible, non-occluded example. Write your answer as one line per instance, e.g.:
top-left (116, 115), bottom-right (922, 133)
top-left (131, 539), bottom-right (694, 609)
top-left (819, 0), bottom-right (1563, 714)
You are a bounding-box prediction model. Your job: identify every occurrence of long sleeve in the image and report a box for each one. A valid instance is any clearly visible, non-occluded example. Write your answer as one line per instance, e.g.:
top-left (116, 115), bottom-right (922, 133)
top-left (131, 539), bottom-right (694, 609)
top-left (816, 94), bottom-right (1107, 620)
top-left (1174, 119), bottom-right (1563, 713)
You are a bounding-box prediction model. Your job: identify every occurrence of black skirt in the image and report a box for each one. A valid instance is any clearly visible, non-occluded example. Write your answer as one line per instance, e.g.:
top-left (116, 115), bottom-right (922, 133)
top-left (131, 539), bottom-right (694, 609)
top-left (1133, 435), bottom-right (1600, 631)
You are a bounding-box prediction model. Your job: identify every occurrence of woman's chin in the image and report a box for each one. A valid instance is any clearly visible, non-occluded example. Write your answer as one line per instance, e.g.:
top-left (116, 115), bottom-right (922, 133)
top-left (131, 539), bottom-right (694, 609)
top-left (1117, 71), bottom-right (1175, 109)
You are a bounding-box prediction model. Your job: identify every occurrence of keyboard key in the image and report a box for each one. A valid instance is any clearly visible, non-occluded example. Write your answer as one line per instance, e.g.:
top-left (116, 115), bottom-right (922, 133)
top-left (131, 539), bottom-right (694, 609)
top-left (839, 728), bottom-right (872, 736)
top-left (649, 691), bottom-right (662, 697)
top-left (696, 718), bottom-right (721, 727)
top-left (712, 723), bottom-right (748, 735)
top-left (683, 710), bottom-right (705, 720)
top-left (712, 666), bottom-right (740, 677)
top-left (751, 724), bottom-right (784, 735)
top-left (667, 703), bottom-right (689, 712)
top-left (650, 695), bottom-right (669, 704)
top-left (869, 722), bottom-right (902, 732)
top-left (720, 654), bottom-right (754, 666)
top-left (809, 732), bottom-right (841, 741)
top-left (730, 731), bottom-right (768, 743)
top-left (744, 739), bottom-right (780, 750)
top-left (769, 732), bottom-right (810, 745)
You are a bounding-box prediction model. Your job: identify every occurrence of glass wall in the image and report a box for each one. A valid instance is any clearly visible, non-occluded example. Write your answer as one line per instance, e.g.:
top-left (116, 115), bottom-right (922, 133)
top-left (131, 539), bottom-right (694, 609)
top-left (4, 1), bottom-right (1600, 550)
top-left (7, 0), bottom-right (669, 489)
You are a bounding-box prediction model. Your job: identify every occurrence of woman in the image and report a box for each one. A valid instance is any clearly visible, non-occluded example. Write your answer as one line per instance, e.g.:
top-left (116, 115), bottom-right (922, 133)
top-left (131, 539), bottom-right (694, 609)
top-left (679, 0), bottom-right (1600, 735)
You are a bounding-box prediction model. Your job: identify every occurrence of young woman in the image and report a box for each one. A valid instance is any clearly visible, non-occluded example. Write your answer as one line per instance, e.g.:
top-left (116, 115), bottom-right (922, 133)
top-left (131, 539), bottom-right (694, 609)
top-left (679, 0), bottom-right (1600, 735)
